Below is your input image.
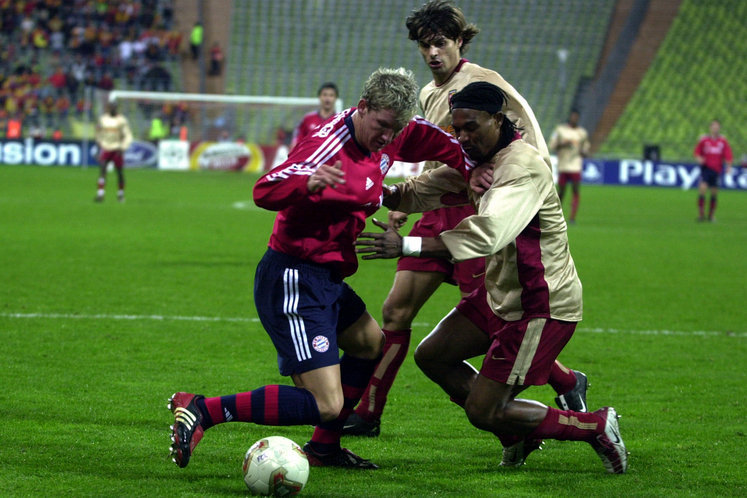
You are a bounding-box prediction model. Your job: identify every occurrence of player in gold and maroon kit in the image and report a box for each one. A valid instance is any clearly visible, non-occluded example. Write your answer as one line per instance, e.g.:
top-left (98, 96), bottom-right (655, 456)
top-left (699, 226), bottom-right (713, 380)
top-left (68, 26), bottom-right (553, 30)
top-left (357, 82), bottom-right (627, 473)
top-left (345, 0), bottom-right (587, 439)
top-left (694, 119), bottom-right (733, 221)
top-left (549, 110), bottom-right (590, 224)
top-left (94, 102), bottom-right (132, 202)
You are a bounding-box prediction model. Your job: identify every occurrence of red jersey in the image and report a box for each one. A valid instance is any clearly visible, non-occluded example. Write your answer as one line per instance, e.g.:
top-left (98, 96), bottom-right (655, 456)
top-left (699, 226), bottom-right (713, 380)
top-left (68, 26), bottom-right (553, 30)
top-left (290, 111), bottom-right (328, 150)
top-left (694, 135), bottom-right (733, 173)
top-left (253, 108), bottom-right (474, 278)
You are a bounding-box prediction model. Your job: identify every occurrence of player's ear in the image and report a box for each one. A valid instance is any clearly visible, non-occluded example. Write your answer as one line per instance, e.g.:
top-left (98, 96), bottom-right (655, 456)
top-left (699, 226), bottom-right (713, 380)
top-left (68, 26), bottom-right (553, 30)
top-left (357, 99), bottom-right (368, 114)
top-left (494, 112), bottom-right (504, 128)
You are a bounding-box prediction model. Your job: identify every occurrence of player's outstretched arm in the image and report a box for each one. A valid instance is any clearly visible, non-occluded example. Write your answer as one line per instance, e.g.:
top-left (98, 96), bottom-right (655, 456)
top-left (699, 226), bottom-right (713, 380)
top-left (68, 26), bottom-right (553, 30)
top-left (356, 219), bottom-right (450, 260)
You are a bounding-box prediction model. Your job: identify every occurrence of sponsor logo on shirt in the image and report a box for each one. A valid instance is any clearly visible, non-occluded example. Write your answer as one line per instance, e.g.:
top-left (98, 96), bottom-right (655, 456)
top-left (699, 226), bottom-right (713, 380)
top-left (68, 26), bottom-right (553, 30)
top-left (365, 177), bottom-right (374, 190)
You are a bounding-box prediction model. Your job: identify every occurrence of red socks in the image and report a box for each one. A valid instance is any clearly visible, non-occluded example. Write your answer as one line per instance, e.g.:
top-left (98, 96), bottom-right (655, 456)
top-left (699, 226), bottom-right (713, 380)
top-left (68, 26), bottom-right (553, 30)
top-left (354, 329), bottom-right (411, 422)
top-left (529, 407), bottom-right (603, 441)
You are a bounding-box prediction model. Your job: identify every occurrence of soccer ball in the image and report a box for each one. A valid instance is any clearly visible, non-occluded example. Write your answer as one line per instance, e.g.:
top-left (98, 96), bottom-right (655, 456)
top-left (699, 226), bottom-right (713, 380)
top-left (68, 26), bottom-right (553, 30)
top-left (242, 436), bottom-right (310, 496)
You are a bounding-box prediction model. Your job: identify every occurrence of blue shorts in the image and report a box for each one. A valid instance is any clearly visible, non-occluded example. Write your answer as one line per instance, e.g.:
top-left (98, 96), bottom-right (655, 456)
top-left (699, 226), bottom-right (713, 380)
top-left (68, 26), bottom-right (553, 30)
top-left (254, 248), bottom-right (367, 376)
top-left (700, 166), bottom-right (720, 187)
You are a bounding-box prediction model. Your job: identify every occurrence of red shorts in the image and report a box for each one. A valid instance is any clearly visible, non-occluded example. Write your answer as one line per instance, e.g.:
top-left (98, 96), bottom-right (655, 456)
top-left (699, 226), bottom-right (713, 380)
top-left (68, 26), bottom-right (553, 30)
top-left (557, 172), bottom-right (581, 187)
top-left (455, 285), bottom-right (495, 335)
top-left (397, 205), bottom-right (485, 294)
top-left (480, 316), bottom-right (576, 386)
top-left (100, 150), bottom-right (124, 169)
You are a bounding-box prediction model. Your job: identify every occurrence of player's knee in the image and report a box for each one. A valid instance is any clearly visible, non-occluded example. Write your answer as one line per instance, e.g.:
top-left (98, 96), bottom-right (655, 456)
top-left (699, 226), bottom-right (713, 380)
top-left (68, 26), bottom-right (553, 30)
top-left (413, 341), bottom-right (436, 372)
top-left (351, 329), bottom-right (385, 360)
top-left (314, 394), bottom-right (344, 423)
top-left (381, 298), bottom-right (415, 328)
top-left (465, 397), bottom-right (507, 432)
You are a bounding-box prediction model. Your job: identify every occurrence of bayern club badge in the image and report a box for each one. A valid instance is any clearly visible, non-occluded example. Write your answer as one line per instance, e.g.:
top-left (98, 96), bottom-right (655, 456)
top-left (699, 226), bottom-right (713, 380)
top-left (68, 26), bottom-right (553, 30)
top-left (312, 335), bottom-right (330, 353)
top-left (379, 153), bottom-right (390, 174)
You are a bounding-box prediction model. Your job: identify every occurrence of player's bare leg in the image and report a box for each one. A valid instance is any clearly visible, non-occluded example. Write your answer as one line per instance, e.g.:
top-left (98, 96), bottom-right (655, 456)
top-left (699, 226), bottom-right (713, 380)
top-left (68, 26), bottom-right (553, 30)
top-left (95, 161), bottom-right (108, 202)
top-left (569, 180), bottom-right (580, 223)
top-left (414, 308), bottom-right (489, 404)
top-left (708, 185), bottom-right (718, 221)
top-left (304, 312), bottom-right (383, 468)
top-left (345, 270), bottom-right (445, 436)
top-left (697, 180), bottom-right (708, 221)
top-left (115, 165), bottom-right (125, 203)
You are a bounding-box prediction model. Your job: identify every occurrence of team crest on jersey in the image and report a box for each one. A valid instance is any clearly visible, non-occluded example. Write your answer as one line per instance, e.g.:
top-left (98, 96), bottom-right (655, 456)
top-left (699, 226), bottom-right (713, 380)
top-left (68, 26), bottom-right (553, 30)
top-left (447, 89), bottom-right (458, 109)
top-left (379, 153), bottom-right (390, 174)
top-left (312, 335), bottom-right (330, 353)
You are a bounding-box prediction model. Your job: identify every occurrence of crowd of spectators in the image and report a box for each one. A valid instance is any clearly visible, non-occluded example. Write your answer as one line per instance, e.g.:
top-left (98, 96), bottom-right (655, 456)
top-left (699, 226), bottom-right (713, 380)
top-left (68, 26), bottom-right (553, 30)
top-left (0, 0), bottom-right (180, 139)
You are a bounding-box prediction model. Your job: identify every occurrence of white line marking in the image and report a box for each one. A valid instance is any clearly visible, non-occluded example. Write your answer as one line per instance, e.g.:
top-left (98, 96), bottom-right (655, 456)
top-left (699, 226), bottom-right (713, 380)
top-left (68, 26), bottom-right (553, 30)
top-left (0, 312), bottom-right (260, 323)
top-left (1, 313), bottom-right (744, 337)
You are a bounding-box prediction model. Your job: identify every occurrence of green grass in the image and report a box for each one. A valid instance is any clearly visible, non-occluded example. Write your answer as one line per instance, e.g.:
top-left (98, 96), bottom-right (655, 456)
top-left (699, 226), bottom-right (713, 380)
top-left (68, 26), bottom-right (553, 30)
top-left (1, 165), bottom-right (746, 497)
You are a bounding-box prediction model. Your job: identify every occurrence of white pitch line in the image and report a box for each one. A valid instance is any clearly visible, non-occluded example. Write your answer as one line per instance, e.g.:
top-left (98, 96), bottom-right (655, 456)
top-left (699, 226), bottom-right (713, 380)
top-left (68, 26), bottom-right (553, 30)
top-left (0, 312), bottom-right (260, 323)
top-left (0, 313), bottom-right (744, 337)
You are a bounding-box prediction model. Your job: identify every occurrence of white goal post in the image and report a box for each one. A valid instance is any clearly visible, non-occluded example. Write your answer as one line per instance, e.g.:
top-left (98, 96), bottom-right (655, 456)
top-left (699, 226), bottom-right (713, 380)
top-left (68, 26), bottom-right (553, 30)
top-left (105, 90), bottom-right (343, 145)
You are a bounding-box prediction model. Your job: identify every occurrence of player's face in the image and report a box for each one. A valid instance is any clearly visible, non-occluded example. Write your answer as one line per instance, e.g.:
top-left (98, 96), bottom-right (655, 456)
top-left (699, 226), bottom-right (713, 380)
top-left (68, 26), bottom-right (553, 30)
top-left (417, 34), bottom-right (463, 83)
top-left (709, 120), bottom-right (720, 135)
top-left (568, 111), bottom-right (580, 127)
top-left (451, 108), bottom-right (502, 163)
top-left (318, 88), bottom-right (337, 113)
top-left (356, 100), bottom-right (403, 152)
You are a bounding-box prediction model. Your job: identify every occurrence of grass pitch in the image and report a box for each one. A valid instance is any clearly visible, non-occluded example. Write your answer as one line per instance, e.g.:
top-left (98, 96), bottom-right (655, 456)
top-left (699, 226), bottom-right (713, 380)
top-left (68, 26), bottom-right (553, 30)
top-left (1, 165), bottom-right (745, 497)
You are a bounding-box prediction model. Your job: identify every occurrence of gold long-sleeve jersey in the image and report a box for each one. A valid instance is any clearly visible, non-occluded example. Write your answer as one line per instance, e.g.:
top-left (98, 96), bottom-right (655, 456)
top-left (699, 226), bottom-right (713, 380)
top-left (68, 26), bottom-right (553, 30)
top-left (548, 123), bottom-right (590, 173)
top-left (395, 140), bottom-right (582, 323)
top-left (96, 113), bottom-right (133, 152)
top-left (419, 60), bottom-right (550, 172)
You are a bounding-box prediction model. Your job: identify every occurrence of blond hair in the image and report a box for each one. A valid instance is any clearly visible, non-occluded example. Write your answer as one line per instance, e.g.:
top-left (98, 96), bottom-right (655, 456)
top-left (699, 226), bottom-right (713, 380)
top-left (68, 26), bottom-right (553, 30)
top-left (360, 67), bottom-right (419, 129)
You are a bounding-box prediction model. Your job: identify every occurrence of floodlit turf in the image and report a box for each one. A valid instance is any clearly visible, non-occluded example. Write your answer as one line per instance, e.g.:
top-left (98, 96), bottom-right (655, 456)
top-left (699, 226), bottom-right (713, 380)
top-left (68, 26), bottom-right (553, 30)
top-left (1, 165), bottom-right (745, 497)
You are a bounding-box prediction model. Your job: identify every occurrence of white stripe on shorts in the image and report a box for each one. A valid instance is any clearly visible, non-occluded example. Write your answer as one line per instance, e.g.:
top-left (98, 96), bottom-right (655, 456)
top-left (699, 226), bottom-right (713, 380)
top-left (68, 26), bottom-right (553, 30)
top-left (508, 318), bottom-right (546, 385)
top-left (283, 268), bottom-right (311, 362)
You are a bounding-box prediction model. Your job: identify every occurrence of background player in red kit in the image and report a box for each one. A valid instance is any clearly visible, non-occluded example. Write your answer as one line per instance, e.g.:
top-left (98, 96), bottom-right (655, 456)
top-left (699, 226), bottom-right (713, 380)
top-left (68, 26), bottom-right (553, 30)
top-left (345, 0), bottom-right (587, 438)
top-left (167, 68), bottom-right (476, 470)
top-left (694, 119), bottom-right (733, 221)
top-left (290, 82), bottom-right (339, 150)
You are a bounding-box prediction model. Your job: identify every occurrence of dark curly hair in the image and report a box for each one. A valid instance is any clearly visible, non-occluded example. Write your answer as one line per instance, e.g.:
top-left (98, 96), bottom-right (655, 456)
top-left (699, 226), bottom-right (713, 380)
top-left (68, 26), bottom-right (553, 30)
top-left (405, 0), bottom-right (479, 55)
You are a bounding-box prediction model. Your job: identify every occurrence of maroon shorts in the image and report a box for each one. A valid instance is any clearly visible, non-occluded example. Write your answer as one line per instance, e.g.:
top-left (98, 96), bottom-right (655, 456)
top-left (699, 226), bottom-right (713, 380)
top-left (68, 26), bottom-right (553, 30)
top-left (557, 172), bottom-right (581, 187)
top-left (455, 285), bottom-right (495, 335)
top-left (479, 316), bottom-right (576, 386)
top-left (397, 205), bottom-right (485, 294)
top-left (100, 150), bottom-right (124, 169)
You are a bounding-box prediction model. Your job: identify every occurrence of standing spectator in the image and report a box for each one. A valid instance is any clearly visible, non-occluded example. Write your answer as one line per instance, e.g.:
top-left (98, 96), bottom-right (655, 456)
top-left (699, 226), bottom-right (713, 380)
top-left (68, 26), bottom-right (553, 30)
top-left (694, 119), bottom-right (733, 222)
top-left (97, 71), bottom-right (115, 92)
top-left (290, 82), bottom-right (338, 150)
top-left (189, 21), bottom-right (202, 60)
top-left (95, 102), bottom-right (133, 203)
top-left (548, 109), bottom-right (590, 224)
top-left (208, 42), bottom-right (223, 76)
top-left (48, 66), bottom-right (67, 97)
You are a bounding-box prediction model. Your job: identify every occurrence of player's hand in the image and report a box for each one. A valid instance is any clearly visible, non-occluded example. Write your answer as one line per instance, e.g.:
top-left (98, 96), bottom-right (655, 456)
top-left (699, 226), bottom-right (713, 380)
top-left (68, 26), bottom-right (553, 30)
top-left (308, 160), bottom-right (345, 193)
top-left (382, 184), bottom-right (402, 209)
top-left (469, 163), bottom-right (494, 195)
top-left (355, 218), bottom-right (402, 259)
top-left (388, 211), bottom-right (408, 231)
